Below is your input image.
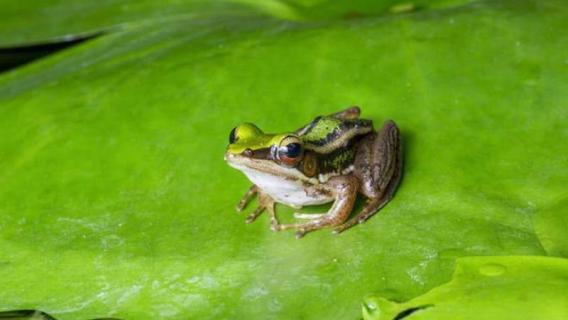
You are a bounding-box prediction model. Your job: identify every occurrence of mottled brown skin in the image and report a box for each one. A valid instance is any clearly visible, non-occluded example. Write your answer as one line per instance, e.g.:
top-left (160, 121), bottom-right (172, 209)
top-left (335, 120), bottom-right (403, 233)
top-left (233, 107), bottom-right (403, 238)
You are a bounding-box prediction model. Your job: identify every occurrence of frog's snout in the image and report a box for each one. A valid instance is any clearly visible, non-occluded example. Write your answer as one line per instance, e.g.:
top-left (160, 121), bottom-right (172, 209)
top-left (223, 151), bottom-right (233, 161)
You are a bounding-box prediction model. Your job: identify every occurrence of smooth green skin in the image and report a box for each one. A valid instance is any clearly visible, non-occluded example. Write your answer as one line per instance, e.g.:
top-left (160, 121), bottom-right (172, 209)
top-left (227, 122), bottom-right (287, 154)
top-left (0, 0), bottom-right (567, 319)
top-left (363, 256), bottom-right (568, 320)
top-left (534, 197), bottom-right (568, 258)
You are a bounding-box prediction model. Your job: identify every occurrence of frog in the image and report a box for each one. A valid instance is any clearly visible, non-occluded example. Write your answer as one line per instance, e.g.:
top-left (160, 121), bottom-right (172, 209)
top-left (224, 106), bottom-right (402, 238)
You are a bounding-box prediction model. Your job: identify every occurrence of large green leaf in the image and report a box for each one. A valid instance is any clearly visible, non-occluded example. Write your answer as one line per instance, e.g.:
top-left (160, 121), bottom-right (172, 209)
top-left (0, 0), bottom-right (566, 319)
top-left (535, 196), bottom-right (568, 258)
top-left (0, 0), bottom-right (481, 47)
top-left (363, 256), bottom-right (568, 320)
top-left (0, 0), bottom-right (282, 47)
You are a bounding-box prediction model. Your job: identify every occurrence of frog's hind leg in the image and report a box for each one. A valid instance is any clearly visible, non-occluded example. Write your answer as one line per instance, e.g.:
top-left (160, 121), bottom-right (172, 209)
top-left (334, 120), bottom-right (403, 234)
top-left (275, 176), bottom-right (358, 239)
top-left (330, 106), bottom-right (361, 120)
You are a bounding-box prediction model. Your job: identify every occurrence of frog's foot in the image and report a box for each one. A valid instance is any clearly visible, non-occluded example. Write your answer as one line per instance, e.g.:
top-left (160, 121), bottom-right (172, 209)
top-left (277, 221), bottom-right (326, 239)
top-left (236, 185), bottom-right (258, 212)
top-left (293, 213), bottom-right (327, 220)
top-left (279, 176), bottom-right (359, 239)
top-left (279, 218), bottom-right (342, 238)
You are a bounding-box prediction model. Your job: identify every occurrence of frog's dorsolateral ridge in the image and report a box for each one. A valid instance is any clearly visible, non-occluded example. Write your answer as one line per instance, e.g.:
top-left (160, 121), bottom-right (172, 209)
top-left (224, 106), bottom-right (402, 238)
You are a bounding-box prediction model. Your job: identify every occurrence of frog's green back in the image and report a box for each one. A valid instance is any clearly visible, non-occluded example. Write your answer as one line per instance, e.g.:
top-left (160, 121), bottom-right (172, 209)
top-left (299, 115), bottom-right (373, 154)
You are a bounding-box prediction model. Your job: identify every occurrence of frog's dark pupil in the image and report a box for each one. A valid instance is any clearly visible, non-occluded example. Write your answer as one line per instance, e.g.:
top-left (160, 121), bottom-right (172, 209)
top-left (229, 127), bottom-right (237, 144)
top-left (285, 143), bottom-right (302, 158)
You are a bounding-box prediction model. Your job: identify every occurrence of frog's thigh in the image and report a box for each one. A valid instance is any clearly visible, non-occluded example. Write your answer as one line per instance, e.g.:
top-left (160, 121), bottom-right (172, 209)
top-left (277, 175), bottom-right (358, 238)
top-left (354, 120), bottom-right (402, 199)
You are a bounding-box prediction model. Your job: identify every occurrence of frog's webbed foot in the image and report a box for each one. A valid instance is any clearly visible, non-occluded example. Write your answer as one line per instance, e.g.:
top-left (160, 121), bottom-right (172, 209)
top-left (334, 120), bottom-right (403, 234)
top-left (277, 176), bottom-right (358, 239)
top-left (236, 186), bottom-right (281, 229)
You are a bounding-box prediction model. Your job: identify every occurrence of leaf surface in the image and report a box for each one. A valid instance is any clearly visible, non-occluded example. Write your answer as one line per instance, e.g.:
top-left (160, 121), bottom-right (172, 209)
top-left (0, 0), bottom-right (566, 319)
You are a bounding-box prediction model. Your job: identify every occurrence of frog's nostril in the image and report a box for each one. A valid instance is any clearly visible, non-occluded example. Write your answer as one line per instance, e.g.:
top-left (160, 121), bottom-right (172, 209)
top-left (243, 149), bottom-right (253, 157)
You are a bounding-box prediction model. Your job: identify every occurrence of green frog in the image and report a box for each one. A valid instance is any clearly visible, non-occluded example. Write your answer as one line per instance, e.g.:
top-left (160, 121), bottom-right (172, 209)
top-left (224, 106), bottom-right (402, 238)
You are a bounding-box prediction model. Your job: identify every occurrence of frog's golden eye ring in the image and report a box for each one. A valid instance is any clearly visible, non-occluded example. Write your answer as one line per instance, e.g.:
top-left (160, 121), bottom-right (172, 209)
top-left (276, 136), bottom-right (304, 166)
top-left (229, 127), bottom-right (238, 144)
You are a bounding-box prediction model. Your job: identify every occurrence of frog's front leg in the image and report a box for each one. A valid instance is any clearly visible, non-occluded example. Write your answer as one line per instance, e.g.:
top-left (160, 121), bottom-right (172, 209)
top-left (236, 185), bottom-right (258, 212)
top-left (276, 175), bottom-right (359, 239)
top-left (236, 185), bottom-right (280, 228)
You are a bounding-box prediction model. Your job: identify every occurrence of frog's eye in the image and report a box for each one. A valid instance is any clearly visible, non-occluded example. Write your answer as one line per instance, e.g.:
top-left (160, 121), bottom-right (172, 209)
top-left (276, 136), bottom-right (304, 166)
top-left (229, 127), bottom-right (238, 144)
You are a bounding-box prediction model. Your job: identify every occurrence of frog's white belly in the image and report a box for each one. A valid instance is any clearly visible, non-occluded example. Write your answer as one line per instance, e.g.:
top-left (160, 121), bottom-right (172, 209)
top-left (240, 169), bottom-right (333, 207)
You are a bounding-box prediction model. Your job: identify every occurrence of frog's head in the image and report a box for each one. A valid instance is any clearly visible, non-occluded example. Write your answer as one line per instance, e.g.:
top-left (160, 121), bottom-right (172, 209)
top-left (224, 123), bottom-right (318, 182)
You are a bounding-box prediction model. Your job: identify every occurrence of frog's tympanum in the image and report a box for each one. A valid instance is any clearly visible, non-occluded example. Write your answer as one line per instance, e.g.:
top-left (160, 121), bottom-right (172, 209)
top-left (224, 107), bottom-right (402, 238)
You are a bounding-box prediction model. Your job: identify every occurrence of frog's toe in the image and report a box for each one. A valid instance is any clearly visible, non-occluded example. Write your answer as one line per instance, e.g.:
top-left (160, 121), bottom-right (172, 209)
top-left (270, 223), bottom-right (282, 232)
top-left (358, 216), bottom-right (370, 223)
top-left (245, 216), bottom-right (256, 224)
top-left (295, 230), bottom-right (307, 239)
top-left (245, 206), bottom-right (265, 223)
top-left (332, 221), bottom-right (356, 234)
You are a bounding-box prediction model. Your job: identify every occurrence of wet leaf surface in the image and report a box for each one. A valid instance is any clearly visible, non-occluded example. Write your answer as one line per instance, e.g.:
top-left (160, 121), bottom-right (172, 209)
top-left (363, 256), bottom-right (568, 320)
top-left (0, 0), bottom-right (566, 319)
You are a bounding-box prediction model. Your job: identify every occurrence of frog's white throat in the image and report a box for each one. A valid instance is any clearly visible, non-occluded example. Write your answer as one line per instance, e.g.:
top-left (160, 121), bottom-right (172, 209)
top-left (225, 155), bottom-right (332, 207)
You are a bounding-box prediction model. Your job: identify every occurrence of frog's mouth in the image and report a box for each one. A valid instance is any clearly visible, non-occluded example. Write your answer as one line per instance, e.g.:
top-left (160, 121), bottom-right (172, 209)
top-left (224, 152), bottom-right (317, 184)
